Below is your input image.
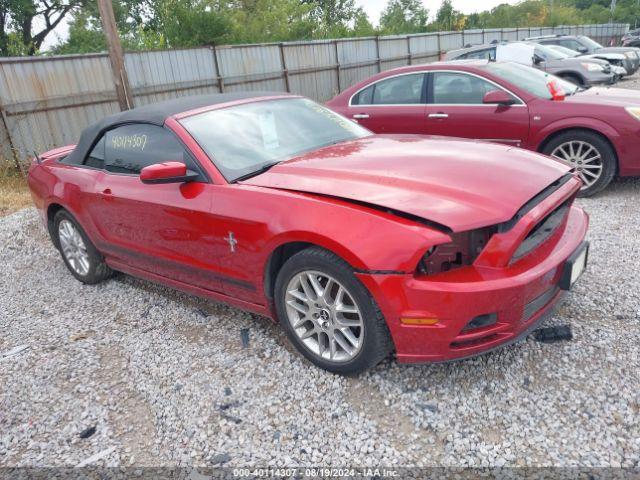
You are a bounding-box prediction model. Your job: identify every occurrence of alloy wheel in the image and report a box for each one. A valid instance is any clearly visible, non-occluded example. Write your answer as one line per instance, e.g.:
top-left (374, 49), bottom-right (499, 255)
top-left (550, 140), bottom-right (603, 190)
top-left (284, 270), bottom-right (364, 363)
top-left (58, 219), bottom-right (90, 276)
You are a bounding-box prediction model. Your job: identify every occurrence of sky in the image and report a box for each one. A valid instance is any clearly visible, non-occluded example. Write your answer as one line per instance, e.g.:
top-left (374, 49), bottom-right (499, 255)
top-left (355, 0), bottom-right (519, 25)
top-left (42, 0), bottom-right (519, 50)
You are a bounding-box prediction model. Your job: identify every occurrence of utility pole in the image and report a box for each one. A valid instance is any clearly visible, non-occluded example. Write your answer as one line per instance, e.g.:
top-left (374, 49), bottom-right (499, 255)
top-left (97, 0), bottom-right (133, 111)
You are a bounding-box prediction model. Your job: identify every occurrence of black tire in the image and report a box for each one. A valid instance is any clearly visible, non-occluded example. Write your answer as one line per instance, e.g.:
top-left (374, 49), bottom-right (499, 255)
top-left (53, 210), bottom-right (113, 284)
top-left (542, 130), bottom-right (616, 197)
top-left (274, 247), bottom-right (393, 374)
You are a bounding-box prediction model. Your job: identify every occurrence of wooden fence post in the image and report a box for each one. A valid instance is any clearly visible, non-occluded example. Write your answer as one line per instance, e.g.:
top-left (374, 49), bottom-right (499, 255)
top-left (0, 102), bottom-right (22, 174)
top-left (212, 45), bottom-right (225, 93)
top-left (279, 43), bottom-right (290, 92)
top-left (333, 40), bottom-right (341, 93)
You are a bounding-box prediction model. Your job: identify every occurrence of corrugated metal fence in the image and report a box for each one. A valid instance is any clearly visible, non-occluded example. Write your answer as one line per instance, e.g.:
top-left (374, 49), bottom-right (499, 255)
top-left (0, 23), bottom-right (629, 166)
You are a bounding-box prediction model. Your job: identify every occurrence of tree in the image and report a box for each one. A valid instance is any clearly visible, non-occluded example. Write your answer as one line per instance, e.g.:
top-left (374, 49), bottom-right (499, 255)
top-left (379, 0), bottom-right (428, 34)
top-left (351, 7), bottom-right (376, 37)
top-left (227, 0), bottom-right (315, 43)
top-left (434, 0), bottom-right (466, 31)
top-left (155, 0), bottom-right (231, 47)
top-left (302, 0), bottom-right (360, 33)
top-left (0, 0), bottom-right (86, 56)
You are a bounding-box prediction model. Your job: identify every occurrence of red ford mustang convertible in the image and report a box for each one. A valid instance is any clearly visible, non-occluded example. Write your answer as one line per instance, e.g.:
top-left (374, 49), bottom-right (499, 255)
top-left (28, 93), bottom-right (589, 373)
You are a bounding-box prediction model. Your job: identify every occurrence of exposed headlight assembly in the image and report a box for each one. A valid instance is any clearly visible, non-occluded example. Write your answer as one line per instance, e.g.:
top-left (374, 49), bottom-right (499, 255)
top-left (625, 107), bottom-right (640, 121)
top-left (581, 62), bottom-right (604, 72)
top-left (417, 227), bottom-right (496, 275)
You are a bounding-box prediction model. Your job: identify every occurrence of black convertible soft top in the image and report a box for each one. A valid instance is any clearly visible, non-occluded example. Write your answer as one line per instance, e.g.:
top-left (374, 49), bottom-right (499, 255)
top-left (63, 92), bottom-right (291, 165)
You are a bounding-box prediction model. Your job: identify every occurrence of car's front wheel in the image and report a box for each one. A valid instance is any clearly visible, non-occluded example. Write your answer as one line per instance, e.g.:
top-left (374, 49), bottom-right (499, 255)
top-left (542, 130), bottom-right (616, 197)
top-left (54, 210), bottom-right (113, 284)
top-left (274, 247), bottom-right (393, 374)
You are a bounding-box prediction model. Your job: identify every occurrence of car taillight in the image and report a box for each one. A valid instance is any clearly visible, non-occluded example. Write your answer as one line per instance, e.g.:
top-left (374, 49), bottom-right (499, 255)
top-left (417, 227), bottom-right (496, 275)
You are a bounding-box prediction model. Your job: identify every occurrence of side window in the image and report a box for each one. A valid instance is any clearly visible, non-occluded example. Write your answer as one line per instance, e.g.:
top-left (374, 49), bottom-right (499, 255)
top-left (352, 85), bottom-right (374, 105)
top-left (465, 48), bottom-right (496, 60)
top-left (432, 72), bottom-right (514, 105)
top-left (89, 124), bottom-right (202, 178)
top-left (371, 74), bottom-right (425, 105)
top-left (560, 39), bottom-right (582, 51)
top-left (85, 136), bottom-right (105, 169)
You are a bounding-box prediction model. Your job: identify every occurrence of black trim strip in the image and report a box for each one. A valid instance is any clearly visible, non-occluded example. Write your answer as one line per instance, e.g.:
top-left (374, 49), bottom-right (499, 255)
top-left (100, 242), bottom-right (256, 291)
top-left (354, 268), bottom-right (406, 275)
top-left (498, 173), bottom-right (574, 233)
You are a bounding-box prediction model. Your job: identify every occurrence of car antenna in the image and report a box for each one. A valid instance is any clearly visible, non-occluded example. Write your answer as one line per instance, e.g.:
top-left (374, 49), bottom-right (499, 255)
top-left (33, 150), bottom-right (42, 164)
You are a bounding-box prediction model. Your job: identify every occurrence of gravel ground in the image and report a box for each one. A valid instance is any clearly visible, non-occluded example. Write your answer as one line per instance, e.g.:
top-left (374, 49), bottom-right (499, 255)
top-left (2, 83), bottom-right (640, 470)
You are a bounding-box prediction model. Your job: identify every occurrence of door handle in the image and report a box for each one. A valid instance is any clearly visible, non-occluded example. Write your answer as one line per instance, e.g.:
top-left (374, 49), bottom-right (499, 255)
top-left (352, 114), bottom-right (369, 119)
top-left (428, 113), bottom-right (449, 119)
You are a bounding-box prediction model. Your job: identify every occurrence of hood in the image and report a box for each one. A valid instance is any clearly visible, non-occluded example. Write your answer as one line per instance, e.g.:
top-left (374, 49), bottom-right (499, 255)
top-left (585, 53), bottom-right (626, 61)
top-left (242, 135), bottom-right (570, 232)
top-left (547, 57), bottom-right (609, 70)
top-left (565, 86), bottom-right (640, 108)
top-left (596, 47), bottom-right (640, 55)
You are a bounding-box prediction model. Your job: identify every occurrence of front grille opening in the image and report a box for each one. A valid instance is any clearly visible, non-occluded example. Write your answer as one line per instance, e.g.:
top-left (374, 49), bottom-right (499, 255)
top-left (461, 313), bottom-right (498, 333)
top-left (451, 334), bottom-right (500, 349)
top-left (522, 287), bottom-right (560, 323)
top-left (512, 200), bottom-right (571, 261)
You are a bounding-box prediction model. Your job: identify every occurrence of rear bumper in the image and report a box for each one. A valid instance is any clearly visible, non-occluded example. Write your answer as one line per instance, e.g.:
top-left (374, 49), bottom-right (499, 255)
top-left (358, 206), bottom-right (589, 363)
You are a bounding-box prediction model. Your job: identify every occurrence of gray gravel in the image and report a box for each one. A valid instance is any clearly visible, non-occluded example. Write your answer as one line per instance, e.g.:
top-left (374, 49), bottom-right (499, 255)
top-left (2, 86), bottom-right (640, 470)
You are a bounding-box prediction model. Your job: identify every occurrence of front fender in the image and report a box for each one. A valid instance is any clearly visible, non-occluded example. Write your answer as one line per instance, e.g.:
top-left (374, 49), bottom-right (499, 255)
top-left (533, 116), bottom-right (620, 152)
top-left (250, 188), bottom-right (452, 274)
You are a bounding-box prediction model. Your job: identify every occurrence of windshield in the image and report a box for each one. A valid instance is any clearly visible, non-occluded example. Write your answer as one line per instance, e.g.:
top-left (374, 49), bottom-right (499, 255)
top-left (549, 45), bottom-right (580, 57)
top-left (181, 98), bottom-right (371, 182)
top-left (580, 36), bottom-right (603, 50)
top-left (480, 62), bottom-right (578, 99)
top-left (533, 43), bottom-right (567, 60)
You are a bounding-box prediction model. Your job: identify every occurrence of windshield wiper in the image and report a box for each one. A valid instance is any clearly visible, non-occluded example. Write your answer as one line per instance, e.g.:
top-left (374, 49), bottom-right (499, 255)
top-left (233, 162), bottom-right (280, 182)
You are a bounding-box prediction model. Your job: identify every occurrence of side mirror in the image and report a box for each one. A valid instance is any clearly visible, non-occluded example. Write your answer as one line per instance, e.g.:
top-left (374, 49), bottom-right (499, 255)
top-left (533, 54), bottom-right (544, 65)
top-left (577, 46), bottom-right (588, 53)
top-left (483, 90), bottom-right (517, 106)
top-left (140, 161), bottom-right (198, 184)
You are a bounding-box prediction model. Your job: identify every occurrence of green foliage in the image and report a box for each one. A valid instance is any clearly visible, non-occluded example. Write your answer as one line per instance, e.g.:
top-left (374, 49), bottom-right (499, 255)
top-left (0, 0), bottom-right (87, 56)
top-left (3, 0), bottom-right (639, 57)
top-left (51, 10), bottom-right (105, 54)
top-left (433, 0), bottom-right (466, 31)
top-left (227, 0), bottom-right (315, 43)
top-left (379, 0), bottom-right (429, 34)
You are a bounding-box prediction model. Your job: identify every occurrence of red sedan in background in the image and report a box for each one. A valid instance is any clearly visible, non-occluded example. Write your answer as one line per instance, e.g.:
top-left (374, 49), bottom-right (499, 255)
top-left (327, 60), bottom-right (640, 196)
top-left (28, 93), bottom-right (588, 373)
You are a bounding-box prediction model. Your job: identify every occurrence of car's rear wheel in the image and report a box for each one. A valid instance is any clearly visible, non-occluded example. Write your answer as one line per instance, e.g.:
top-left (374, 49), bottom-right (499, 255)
top-left (274, 247), bottom-right (393, 374)
top-left (54, 210), bottom-right (113, 284)
top-left (543, 130), bottom-right (616, 197)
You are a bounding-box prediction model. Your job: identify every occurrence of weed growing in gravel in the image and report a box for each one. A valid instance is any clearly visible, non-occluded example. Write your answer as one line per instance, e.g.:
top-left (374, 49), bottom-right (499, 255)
top-left (0, 161), bottom-right (31, 216)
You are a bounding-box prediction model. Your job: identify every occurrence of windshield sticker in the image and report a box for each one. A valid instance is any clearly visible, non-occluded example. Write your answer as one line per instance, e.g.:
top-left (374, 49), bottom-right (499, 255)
top-left (258, 111), bottom-right (279, 150)
top-left (111, 134), bottom-right (148, 151)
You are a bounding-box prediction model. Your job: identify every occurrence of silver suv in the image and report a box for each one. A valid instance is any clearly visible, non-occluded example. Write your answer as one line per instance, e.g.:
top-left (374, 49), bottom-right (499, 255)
top-left (525, 34), bottom-right (640, 75)
top-left (445, 42), bottom-right (616, 86)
